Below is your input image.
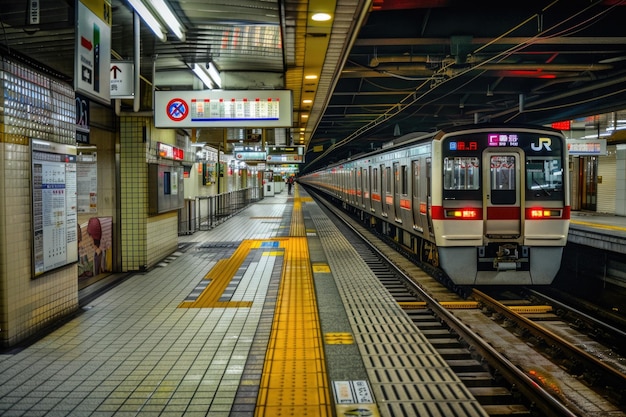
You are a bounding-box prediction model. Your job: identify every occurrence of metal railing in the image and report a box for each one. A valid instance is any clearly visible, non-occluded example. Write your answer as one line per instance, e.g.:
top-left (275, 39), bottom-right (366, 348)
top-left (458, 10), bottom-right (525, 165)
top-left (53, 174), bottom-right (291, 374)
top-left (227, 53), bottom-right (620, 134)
top-left (178, 187), bottom-right (263, 234)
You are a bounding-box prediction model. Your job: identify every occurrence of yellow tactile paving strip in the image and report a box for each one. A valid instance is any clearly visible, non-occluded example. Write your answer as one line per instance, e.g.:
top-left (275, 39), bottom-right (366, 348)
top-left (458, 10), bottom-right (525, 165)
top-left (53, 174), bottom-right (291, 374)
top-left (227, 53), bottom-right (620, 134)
top-left (178, 241), bottom-right (254, 309)
top-left (256, 186), bottom-right (332, 416)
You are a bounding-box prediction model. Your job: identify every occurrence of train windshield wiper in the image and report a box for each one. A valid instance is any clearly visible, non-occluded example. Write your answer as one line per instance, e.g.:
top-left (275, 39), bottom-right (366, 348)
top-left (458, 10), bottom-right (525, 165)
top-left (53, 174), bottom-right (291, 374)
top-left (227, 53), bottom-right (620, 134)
top-left (533, 177), bottom-right (551, 196)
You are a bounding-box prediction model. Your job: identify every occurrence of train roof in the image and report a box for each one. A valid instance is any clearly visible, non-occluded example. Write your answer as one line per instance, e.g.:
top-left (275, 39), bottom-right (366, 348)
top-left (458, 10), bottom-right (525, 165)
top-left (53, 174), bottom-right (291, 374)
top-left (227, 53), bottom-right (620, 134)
top-left (308, 123), bottom-right (566, 172)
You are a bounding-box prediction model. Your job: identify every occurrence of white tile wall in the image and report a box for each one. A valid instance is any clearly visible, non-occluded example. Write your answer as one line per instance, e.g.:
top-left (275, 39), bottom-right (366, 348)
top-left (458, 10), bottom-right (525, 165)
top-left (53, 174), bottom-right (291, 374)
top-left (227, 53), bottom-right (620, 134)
top-left (0, 142), bottom-right (78, 347)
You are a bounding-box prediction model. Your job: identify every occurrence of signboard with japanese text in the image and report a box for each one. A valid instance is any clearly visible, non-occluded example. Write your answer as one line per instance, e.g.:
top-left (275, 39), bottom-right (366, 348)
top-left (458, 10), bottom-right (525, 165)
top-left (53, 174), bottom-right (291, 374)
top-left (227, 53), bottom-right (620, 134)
top-left (110, 61), bottom-right (134, 99)
top-left (154, 90), bottom-right (293, 128)
top-left (31, 140), bottom-right (78, 278)
top-left (567, 138), bottom-right (607, 155)
top-left (75, 0), bottom-right (112, 104)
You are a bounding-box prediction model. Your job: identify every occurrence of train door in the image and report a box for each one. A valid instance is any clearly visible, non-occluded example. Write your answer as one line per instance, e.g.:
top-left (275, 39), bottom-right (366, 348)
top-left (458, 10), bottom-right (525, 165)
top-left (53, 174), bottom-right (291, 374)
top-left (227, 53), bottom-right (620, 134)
top-left (381, 164), bottom-right (389, 217)
top-left (483, 150), bottom-right (522, 237)
top-left (425, 158), bottom-right (435, 237)
top-left (411, 159), bottom-right (424, 232)
top-left (393, 162), bottom-right (402, 222)
top-left (362, 166), bottom-right (370, 210)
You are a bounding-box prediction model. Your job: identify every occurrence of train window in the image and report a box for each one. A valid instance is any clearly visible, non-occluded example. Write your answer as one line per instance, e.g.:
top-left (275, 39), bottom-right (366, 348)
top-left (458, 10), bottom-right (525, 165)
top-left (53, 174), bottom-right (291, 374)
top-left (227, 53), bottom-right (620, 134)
top-left (443, 157), bottom-right (480, 190)
top-left (373, 167), bottom-right (379, 192)
top-left (363, 168), bottom-right (369, 197)
top-left (385, 167), bottom-right (391, 193)
top-left (526, 156), bottom-right (563, 199)
top-left (412, 160), bottom-right (420, 197)
top-left (491, 156), bottom-right (516, 205)
top-left (401, 165), bottom-right (408, 195)
top-left (491, 156), bottom-right (515, 190)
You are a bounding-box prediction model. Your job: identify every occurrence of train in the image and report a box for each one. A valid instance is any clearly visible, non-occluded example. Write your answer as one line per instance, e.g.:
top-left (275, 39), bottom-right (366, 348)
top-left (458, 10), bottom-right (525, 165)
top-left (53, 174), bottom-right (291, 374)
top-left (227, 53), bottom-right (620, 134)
top-left (299, 124), bottom-right (570, 286)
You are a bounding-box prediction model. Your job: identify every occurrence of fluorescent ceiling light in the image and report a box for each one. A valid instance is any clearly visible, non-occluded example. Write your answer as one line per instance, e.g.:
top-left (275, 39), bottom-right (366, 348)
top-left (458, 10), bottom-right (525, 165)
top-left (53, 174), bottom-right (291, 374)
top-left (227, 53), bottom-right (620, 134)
top-left (126, 0), bottom-right (186, 42)
top-left (126, 0), bottom-right (166, 41)
top-left (148, 0), bottom-right (186, 41)
top-left (193, 64), bottom-right (214, 89)
top-left (207, 62), bottom-right (222, 88)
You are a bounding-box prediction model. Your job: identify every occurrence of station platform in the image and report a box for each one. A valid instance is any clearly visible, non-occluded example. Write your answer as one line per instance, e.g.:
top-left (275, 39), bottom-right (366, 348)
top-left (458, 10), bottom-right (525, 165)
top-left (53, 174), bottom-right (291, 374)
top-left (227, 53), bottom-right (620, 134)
top-left (569, 210), bottom-right (626, 254)
top-left (0, 185), bottom-right (488, 417)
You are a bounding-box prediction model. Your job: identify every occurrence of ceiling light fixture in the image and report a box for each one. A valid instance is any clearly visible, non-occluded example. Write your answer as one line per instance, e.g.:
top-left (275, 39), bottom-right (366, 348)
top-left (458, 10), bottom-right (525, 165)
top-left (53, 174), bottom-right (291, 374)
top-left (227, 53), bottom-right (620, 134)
top-left (303, 99), bottom-right (312, 104)
top-left (126, 0), bottom-right (166, 41)
top-left (126, 0), bottom-right (186, 41)
top-left (304, 74), bottom-right (318, 80)
top-left (311, 13), bottom-right (332, 22)
top-left (149, 0), bottom-right (186, 41)
top-left (193, 64), bottom-right (214, 89)
top-left (207, 62), bottom-right (222, 88)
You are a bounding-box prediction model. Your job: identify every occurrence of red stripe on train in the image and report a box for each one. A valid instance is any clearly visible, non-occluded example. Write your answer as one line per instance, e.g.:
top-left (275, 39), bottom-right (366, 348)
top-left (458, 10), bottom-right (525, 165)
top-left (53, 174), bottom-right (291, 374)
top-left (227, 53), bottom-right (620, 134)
top-left (487, 206), bottom-right (521, 220)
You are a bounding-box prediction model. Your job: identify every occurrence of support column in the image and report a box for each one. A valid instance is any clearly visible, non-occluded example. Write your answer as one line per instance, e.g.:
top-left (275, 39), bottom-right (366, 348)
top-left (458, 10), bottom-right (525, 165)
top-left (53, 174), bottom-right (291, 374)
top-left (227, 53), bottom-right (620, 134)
top-left (616, 144), bottom-right (626, 216)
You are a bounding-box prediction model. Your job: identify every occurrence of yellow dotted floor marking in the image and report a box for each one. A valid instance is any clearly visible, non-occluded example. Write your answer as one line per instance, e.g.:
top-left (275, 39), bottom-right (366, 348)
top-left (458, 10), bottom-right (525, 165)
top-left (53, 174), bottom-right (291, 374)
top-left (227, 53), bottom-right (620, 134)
top-left (255, 186), bottom-right (332, 417)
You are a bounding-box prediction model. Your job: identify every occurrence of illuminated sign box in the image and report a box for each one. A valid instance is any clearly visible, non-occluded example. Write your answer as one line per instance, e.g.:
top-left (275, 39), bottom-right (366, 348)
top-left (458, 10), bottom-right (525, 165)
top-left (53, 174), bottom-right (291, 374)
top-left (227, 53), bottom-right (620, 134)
top-left (154, 90), bottom-right (293, 128)
top-left (567, 138), bottom-right (607, 155)
top-left (158, 142), bottom-right (184, 160)
top-left (266, 146), bottom-right (305, 163)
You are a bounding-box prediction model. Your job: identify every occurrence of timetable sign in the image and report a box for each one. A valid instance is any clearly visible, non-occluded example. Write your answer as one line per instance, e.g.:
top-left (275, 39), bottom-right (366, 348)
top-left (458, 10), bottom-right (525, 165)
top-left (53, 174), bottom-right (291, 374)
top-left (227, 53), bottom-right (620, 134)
top-left (154, 90), bottom-right (293, 128)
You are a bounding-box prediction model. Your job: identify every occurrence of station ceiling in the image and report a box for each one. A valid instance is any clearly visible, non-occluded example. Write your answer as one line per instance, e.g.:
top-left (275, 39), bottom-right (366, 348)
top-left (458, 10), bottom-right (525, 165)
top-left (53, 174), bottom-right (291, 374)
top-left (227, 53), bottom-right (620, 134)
top-left (2, 0), bottom-right (626, 173)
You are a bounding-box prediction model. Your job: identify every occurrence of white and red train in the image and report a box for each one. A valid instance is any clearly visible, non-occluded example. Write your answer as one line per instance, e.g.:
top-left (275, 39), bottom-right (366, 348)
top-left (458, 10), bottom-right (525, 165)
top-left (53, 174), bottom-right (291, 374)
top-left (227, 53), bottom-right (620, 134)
top-left (299, 124), bottom-right (570, 286)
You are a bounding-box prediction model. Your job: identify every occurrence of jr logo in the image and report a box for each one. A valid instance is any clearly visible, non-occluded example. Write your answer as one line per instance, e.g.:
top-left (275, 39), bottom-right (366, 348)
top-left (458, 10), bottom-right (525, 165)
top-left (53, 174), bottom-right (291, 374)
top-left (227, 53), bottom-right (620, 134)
top-left (531, 137), bottom-right (552, 151)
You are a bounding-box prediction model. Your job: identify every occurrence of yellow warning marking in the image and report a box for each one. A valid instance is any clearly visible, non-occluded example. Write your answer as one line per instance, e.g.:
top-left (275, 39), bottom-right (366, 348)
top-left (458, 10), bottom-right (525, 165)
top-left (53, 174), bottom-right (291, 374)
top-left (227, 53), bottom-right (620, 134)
top-left (255, 188), bottom-right (332, 417)
top-left (440, 301), bottom-right (480, 309)
top-left (509, 305), bottom-right (553, 314)
top-left (398, 301), bottom-right (427, 309)
top-left (571, 219), bottom-right (626, 232)
top-left (324, 332), bottom-right (354, 345)
top-left (178, 239), bottom-right (285, 309)
top-left (289, 186), bottom-right (306, 237)
top-left (312, 263), bottom-right (331, 273)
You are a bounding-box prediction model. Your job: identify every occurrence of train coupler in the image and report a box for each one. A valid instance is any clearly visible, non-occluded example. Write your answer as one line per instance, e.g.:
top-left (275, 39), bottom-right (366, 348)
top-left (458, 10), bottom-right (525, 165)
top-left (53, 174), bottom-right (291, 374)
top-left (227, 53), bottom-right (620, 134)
top-left (493, 243), bottom-right (520, 271)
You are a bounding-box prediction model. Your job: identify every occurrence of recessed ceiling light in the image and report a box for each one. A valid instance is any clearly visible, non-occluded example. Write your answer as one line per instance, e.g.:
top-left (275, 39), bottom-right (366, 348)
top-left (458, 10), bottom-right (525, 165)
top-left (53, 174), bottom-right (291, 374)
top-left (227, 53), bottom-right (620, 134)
top-left (312, 13), bottom-right (332, 22)
top-left (305, 74), bottom-right (318, 80)
top-left (301, 114), bottom-right (309, 118)
top-left (303, 99), bottom-right (312, 104)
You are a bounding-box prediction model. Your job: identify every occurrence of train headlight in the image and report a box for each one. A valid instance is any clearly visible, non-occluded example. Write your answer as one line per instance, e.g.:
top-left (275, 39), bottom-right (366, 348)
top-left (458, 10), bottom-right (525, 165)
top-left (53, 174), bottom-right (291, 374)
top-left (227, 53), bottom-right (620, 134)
top-left (445, 208), bottom-right (479, 219)
top-left (528, 208), bottom-right (562, 218)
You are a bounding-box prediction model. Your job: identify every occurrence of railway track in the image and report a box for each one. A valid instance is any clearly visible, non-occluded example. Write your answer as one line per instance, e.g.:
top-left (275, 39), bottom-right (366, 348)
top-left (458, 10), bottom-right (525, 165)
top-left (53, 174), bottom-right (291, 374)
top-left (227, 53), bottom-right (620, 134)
top-left (307, 187), bottom-right (626, 417)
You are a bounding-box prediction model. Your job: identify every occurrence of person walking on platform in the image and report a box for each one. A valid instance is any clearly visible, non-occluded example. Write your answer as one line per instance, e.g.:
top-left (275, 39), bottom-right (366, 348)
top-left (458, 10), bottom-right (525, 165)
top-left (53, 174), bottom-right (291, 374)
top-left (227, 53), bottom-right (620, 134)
top-left (287, 176), bottom-right (294, 195)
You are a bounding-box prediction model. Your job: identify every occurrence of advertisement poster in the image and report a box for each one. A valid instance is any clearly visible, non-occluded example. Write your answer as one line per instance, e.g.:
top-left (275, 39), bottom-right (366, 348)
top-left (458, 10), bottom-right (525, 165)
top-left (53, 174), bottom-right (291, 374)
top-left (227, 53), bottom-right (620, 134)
top-left (78, 216), bottom-right (112, 280)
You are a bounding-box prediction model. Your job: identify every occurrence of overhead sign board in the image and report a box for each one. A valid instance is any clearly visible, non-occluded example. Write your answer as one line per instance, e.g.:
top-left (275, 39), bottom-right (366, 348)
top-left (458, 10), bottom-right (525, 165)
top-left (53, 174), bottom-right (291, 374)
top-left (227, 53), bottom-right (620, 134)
top-left (75, 0), bottom-right (112, 104)
top-left (110, 61), bottom-right (134, 99)
top-left (154, 90), bottom-right (293, 128)
top-left (266, 145), bottom-right (305, 163)
top-left (567, 138), bottom-right (607, 156)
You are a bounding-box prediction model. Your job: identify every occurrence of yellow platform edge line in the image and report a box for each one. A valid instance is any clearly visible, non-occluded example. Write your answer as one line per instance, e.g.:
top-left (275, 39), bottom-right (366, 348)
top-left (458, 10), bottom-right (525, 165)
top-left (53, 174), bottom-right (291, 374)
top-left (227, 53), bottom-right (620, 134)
top-left (255, 190), bottom-right (332, 417)
top-left (571, 219), bottom-right (626, 232)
